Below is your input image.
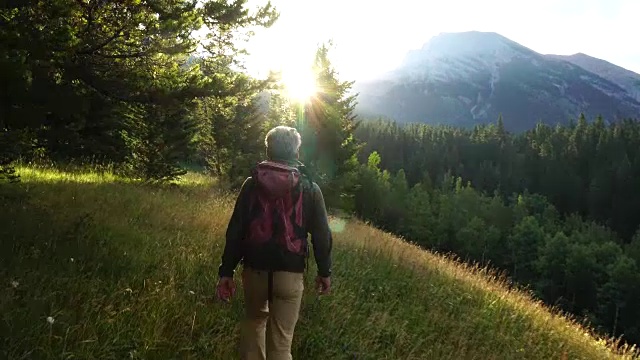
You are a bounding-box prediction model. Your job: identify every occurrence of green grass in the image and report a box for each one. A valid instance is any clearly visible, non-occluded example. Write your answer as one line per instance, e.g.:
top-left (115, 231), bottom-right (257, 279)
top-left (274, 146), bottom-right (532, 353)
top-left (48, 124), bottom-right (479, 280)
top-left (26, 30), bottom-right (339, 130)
top-left (1, 167), bottom-right (638, 359)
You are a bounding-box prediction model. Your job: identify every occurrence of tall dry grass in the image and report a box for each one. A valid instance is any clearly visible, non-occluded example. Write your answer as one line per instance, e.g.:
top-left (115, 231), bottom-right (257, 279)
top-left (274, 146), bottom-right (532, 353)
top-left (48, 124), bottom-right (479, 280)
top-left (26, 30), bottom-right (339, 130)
top-left (0, 167), bottom-right (637, 359)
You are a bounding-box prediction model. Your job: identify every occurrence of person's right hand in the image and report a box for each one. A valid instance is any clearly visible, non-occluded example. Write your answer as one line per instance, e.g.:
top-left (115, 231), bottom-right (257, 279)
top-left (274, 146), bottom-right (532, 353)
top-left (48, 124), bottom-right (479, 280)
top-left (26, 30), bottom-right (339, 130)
top-left (216, 276), bottom-right (236, 303)
top-left (315, 276), bottom-right (331, 295)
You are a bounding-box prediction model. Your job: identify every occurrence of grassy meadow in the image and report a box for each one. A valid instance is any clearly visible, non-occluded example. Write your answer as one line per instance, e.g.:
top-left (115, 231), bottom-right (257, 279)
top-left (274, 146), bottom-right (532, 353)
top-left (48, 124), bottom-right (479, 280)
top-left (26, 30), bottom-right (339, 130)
top-left (1, 167), bottom-right (638, 359)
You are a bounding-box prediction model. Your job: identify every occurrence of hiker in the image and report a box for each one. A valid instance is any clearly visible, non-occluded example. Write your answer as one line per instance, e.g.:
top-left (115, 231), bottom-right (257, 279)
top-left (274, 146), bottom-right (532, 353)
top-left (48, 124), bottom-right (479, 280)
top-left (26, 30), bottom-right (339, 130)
top-left (216, 125), bottom-right (333, 360)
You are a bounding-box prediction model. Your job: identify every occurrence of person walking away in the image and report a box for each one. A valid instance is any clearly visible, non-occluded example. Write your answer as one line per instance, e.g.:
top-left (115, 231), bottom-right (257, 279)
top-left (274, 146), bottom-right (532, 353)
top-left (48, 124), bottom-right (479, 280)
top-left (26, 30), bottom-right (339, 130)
top-left (216, 126), bottom-right (333, 360)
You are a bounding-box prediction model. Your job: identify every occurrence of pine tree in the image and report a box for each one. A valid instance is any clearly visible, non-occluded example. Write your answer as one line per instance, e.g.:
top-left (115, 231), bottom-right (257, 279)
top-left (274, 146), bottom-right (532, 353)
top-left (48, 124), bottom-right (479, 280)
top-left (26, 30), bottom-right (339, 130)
top-left (298, 43), bottom-right (361, 210)
top-left (0, 130), bottom-right (20, 183)
top-left (0, 0), bottom-right (277, 181)
top-left (123, 102), bottom-right (198, 182)
top-left (264, 91), bottom-right (297, 130)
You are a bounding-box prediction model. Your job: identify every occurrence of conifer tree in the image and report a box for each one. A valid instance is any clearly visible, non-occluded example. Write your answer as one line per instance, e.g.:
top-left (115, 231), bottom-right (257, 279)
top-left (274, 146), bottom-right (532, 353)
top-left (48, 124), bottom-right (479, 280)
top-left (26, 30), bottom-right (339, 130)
top-left (0, 0), bottom-right (277, 181)
top-left (298, 43), bottom-right (361, 210)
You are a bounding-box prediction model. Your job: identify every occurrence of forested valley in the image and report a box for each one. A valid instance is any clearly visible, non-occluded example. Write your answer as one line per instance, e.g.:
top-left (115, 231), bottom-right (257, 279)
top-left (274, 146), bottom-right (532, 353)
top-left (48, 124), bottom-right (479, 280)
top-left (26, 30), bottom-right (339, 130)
top-left (354, 117), bottom-right (640, 346)
top-left (2, 0), bottom-right (640, 351)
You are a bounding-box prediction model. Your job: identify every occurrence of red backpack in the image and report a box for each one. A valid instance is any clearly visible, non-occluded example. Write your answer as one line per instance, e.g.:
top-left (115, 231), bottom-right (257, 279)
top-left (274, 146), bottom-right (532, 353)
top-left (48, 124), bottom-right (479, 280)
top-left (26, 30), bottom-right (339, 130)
top-left (247, 161), bottom-right (309, 257)
top-left (246, 161), bottom-right (310, 302)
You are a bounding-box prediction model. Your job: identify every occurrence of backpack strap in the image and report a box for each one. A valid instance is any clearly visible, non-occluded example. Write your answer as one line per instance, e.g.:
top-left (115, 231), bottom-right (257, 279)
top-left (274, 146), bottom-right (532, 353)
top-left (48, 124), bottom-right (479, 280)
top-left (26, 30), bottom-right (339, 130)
top-left (268, 270), bottom-right (274, 304)
top-left (295, 169), bottom-right (314, 272)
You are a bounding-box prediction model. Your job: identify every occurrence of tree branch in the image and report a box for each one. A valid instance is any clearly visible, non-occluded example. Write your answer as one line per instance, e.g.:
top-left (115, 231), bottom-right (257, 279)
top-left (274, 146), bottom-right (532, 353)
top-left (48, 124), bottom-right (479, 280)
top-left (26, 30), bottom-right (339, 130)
top-left (77, 26), bottom-right (126, 55)
top-left (85, 3), bottom-right (94, 34)
top-left (95, 52), bottom-right (146, 59)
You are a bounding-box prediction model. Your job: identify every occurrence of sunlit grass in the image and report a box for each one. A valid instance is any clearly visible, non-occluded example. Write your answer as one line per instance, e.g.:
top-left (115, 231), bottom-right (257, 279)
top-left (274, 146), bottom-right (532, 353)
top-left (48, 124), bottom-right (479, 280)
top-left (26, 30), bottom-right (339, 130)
top-left (15, 165), bottom-right (122, 183)
top-left (1, 167), bottom-right (637, 359)
top-left (14, 164), bottom-right (214, 187)
top-left (177, 171), bottom-right (215, 187)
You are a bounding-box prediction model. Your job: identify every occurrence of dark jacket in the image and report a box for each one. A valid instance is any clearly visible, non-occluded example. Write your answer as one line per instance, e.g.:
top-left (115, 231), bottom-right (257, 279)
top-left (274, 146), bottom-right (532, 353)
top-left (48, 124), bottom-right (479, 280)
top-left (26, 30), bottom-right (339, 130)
top-left (218, 163), bottom-right (333, 278)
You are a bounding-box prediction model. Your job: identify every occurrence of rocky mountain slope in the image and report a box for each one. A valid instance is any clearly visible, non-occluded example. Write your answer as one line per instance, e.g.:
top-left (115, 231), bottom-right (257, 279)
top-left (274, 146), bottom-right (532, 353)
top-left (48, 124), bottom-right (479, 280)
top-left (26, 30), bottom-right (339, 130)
top-left (354, 32), bottom-right (640, 132)
top-left (550, 53), bottom-right (640, 102)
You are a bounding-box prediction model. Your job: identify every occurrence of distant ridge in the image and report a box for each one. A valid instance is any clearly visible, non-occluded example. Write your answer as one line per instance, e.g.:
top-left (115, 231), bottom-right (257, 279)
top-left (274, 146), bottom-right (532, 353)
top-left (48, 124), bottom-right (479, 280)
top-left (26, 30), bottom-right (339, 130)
top-left (354, 31), bottom-right (640, 132)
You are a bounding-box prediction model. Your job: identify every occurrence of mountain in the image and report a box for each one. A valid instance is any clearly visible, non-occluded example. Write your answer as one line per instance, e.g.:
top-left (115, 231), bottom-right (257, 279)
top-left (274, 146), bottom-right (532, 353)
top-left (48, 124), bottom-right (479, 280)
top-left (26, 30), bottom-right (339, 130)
top-left (549, 53), bottom-right (640, 102)
top-left (353, 32), bottom-right (640, 132)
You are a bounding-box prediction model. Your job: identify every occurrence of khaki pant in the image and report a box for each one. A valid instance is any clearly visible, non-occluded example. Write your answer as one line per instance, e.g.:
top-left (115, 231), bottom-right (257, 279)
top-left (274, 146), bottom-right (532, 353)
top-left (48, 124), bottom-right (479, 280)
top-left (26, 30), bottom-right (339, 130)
top-left (240, 268), bottom-right (304, 360)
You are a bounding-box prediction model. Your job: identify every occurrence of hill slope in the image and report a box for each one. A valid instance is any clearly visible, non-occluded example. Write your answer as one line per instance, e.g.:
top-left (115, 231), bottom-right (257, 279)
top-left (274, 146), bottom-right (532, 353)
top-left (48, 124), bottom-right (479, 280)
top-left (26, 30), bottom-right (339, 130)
top-left (0, 167), bottom-right (637, 359)
top-left (549, 53), bottom-right (640, 102)
top-left (354, 32), bottom-right (640, 132)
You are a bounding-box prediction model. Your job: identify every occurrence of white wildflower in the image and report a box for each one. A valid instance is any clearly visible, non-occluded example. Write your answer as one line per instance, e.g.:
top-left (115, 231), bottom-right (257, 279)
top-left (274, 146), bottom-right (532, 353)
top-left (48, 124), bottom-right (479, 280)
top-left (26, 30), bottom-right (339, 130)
top-left (10, 280), bottom-right (19, 288)
top-left (189, 290), bottom-right (195, 295)
top-left (47, 316), bottom-right (55, 325)
top-left (70, 258), bottom-right (75, 262)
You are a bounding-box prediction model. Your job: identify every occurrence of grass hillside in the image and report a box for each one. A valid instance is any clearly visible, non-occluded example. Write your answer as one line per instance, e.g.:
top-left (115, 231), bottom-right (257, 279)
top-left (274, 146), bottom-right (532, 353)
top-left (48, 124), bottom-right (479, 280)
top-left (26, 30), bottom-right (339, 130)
top-left (1, 167), bottom-right (638, 360)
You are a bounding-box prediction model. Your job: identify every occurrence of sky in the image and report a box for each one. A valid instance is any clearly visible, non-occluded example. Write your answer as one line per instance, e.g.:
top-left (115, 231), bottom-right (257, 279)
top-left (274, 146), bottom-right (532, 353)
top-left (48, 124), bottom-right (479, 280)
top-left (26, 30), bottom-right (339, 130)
top-left (240, 0), bottom-right (640, 82)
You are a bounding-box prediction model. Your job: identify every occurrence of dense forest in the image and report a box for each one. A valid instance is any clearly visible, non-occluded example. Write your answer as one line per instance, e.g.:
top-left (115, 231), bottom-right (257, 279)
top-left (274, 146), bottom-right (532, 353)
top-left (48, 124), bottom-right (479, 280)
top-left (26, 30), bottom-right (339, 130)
top-left (0, 0), bottom-right (279, 183)
top-left (356, 116), bottom-right (640, 241)
top-left (2, 0), bottom-right (640, 351)
top-left (353, 118), bottom-right (640, 345)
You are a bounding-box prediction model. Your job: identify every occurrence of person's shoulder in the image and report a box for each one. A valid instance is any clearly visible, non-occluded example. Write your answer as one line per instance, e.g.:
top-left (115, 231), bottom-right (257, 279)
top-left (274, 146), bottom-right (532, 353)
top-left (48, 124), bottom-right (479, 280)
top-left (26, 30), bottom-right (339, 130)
top-left (244, 176), bottom-right (254, 184)
top-left (239, 176), bottom-right (255, 192)
top-left (306, 181), bottom-right (323, 198)
top-left (297, 172), bottom-right (319, 193)
top-left (309, 181), bottom-right (322, 192)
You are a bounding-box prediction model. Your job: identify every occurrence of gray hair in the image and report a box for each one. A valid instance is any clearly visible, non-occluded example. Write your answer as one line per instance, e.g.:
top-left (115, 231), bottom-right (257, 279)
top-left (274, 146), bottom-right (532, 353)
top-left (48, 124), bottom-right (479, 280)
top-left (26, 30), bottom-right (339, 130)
top-left (265, 126), bottom-right (302, 161)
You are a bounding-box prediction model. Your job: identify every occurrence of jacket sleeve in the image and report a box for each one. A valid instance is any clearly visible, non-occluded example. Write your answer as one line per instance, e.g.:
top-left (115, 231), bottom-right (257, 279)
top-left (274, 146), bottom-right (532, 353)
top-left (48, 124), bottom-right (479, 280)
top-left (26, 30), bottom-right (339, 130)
top-left (218, 177), bottom-right (253, 278)
top-left (309, 182), bottom-right (333, 278)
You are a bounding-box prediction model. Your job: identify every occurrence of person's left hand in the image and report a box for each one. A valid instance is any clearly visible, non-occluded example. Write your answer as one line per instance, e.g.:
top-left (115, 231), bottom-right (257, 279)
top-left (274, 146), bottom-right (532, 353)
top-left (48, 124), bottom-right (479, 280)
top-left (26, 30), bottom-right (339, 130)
top-left (216, 276), bottom-right (236, 303)
top-left (315, 276), bottom-right (331, 295)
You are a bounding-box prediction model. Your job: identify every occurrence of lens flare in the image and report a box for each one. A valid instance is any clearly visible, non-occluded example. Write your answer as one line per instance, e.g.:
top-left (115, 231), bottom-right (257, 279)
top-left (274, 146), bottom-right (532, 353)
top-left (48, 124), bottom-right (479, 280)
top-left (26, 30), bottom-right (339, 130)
top-left (329, 218), bottom-right (346, 233)
top-left (280, 67), bottom-right (318, 103)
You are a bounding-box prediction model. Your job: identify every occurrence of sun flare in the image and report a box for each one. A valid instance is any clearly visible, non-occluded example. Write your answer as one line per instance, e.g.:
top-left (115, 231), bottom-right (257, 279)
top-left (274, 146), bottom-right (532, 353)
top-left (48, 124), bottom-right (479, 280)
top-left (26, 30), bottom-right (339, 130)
top-left (279, 67), bottom-right (318, 103)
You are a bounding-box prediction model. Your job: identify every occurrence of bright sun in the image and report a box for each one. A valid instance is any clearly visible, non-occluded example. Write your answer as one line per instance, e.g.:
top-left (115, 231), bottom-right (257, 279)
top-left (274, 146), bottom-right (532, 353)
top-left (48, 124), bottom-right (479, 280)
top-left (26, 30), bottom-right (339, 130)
top-left (279, 67), bottom-right (318, 103)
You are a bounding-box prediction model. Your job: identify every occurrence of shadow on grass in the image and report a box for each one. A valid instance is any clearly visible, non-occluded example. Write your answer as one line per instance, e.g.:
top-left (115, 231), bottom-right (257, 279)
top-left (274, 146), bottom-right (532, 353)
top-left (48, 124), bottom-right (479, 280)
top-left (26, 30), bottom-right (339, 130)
top-left (0, 180), bottom-right (241, 359)
top-left (1, 182), bottom-right (141, 278)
